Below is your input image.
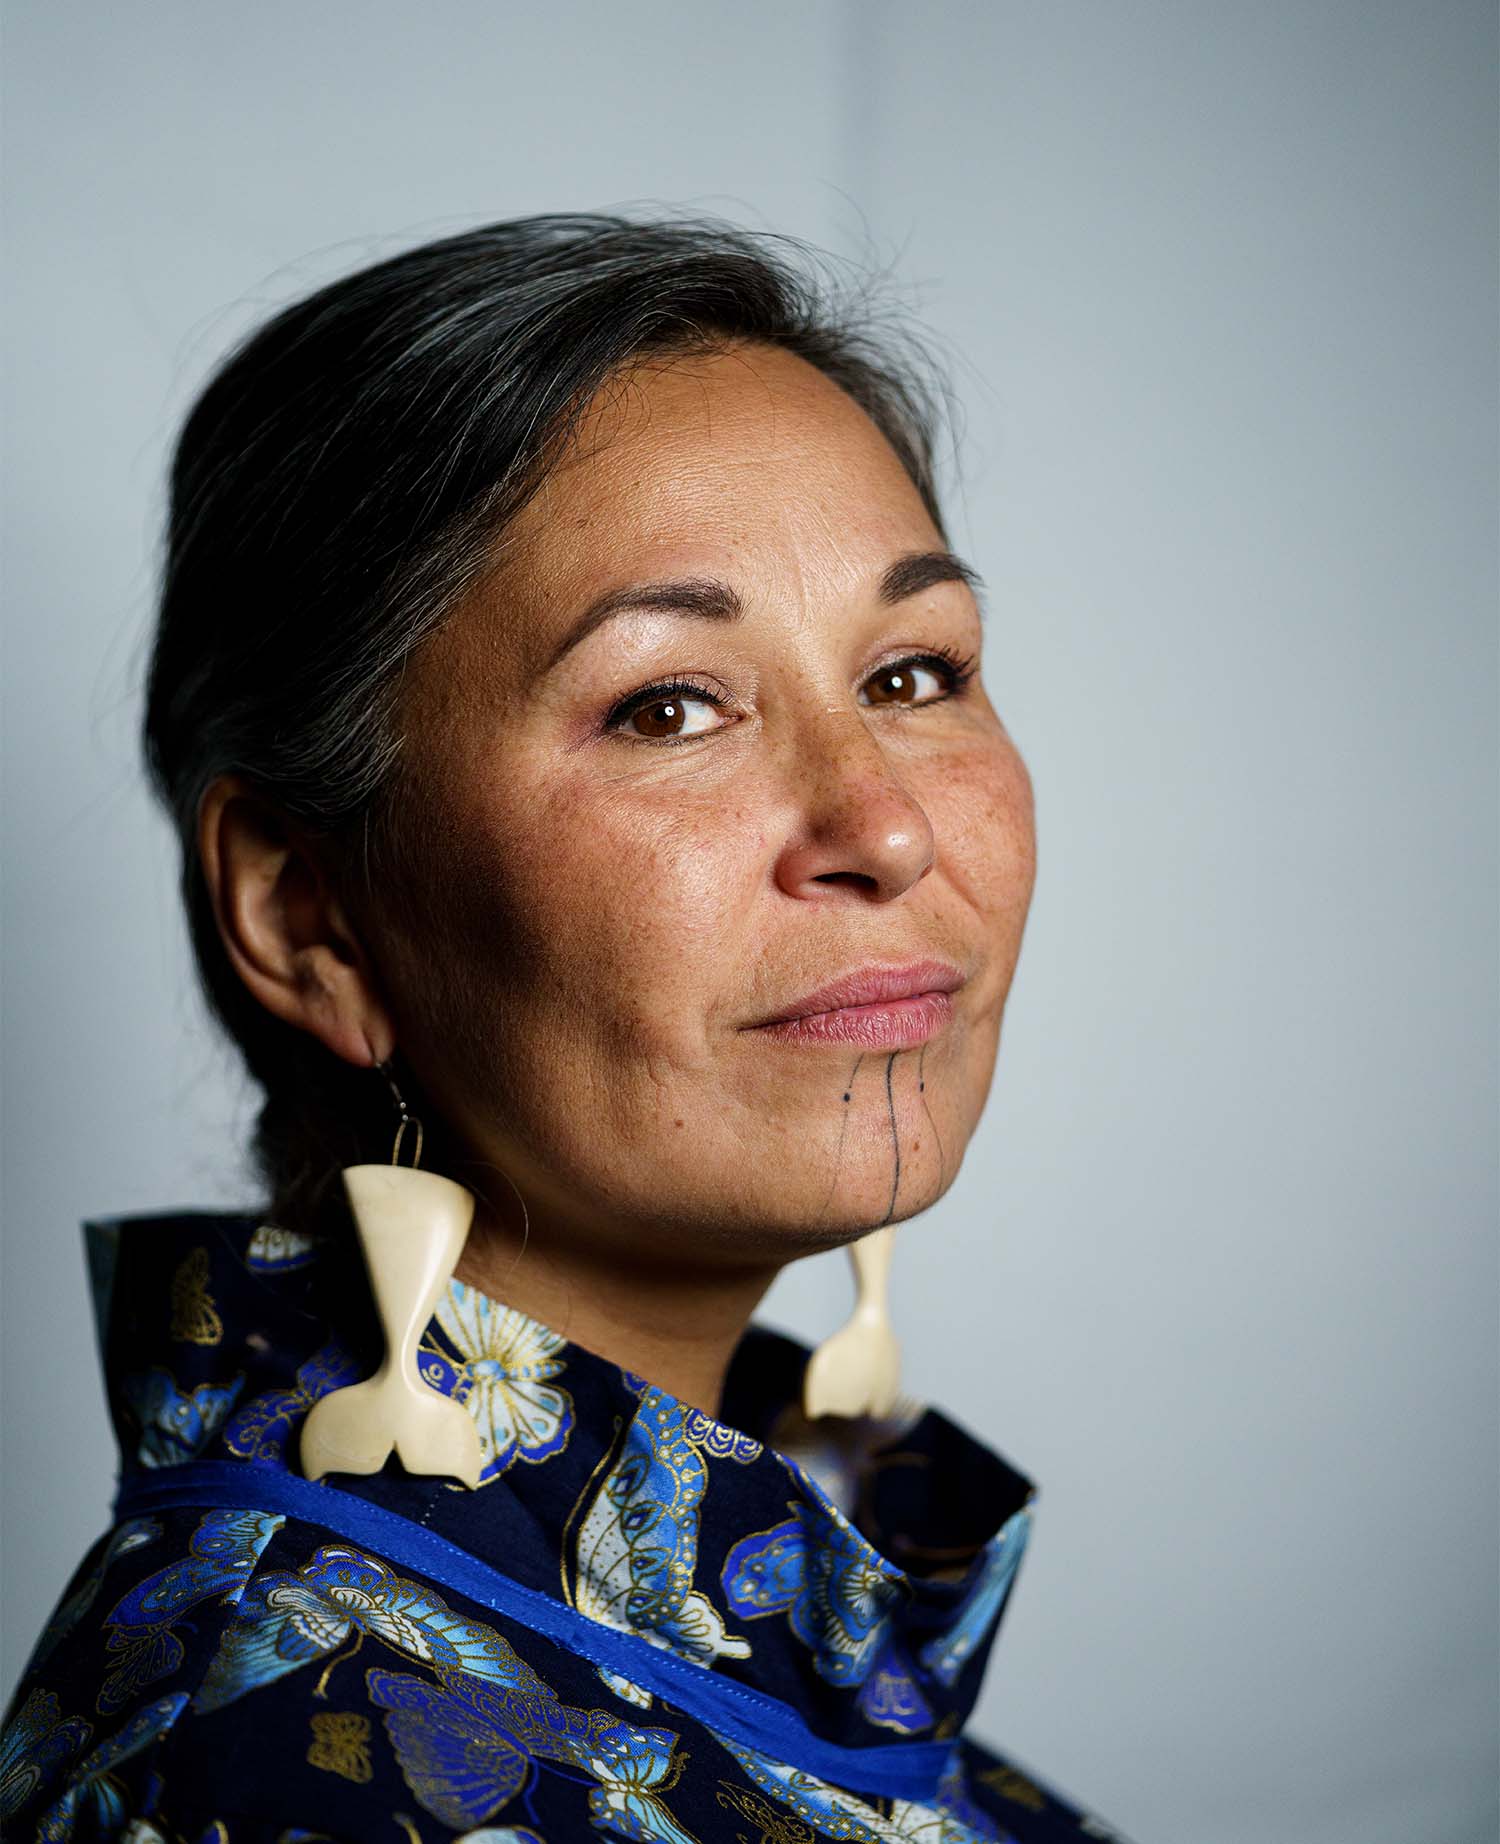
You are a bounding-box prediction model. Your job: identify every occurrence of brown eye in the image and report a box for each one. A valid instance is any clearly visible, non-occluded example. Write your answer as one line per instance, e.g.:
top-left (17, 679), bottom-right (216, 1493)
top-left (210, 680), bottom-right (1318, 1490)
top-left (865, 665), bottom-right (919, 706)
top-left (861, 660), bottom-right (948, 707)
top-left (632, 697), bottom-right (690, 738)
top-left (608, 682), bottom-right (726, 742)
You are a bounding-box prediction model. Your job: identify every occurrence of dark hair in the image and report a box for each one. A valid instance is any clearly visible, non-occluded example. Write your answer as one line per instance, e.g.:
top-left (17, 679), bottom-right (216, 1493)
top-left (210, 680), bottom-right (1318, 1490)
top-left (141, 208), bottom-right (961, 1241)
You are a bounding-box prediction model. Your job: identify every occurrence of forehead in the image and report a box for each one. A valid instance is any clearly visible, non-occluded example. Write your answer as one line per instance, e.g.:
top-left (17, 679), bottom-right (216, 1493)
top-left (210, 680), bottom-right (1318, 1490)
top-left (494, 340), bottom-right (939, 616)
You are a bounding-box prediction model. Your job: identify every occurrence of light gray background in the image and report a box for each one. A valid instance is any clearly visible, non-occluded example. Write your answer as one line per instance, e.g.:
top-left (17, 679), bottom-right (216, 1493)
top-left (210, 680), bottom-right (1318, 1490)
top-left (3, 4), bottom-right (1496, 1840)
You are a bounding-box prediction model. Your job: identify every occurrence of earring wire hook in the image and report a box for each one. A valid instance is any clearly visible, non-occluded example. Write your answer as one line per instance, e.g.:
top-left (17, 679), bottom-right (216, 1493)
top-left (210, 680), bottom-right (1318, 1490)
top-left (373, 1056), bottom-right (423, 1170)
top-left (370, 1046), bottom-right (532, 1279)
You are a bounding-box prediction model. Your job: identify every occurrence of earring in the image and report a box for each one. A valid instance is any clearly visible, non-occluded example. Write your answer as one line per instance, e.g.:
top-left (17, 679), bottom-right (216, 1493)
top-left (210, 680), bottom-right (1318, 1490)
top-left (801, 1225), bottom-right (902, 1420)
top-left (299, 1056), bottom-right (485, 1487)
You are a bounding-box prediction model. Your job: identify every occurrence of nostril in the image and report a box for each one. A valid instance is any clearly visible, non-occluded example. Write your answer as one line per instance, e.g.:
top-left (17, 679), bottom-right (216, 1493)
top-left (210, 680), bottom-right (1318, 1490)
top-left (814, 871), bottom-right (878, 890)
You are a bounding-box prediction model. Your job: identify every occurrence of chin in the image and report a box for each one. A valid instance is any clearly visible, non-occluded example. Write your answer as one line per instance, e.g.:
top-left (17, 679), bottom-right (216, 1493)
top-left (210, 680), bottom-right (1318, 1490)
top-left (641, 1160), bottom-right (957, 1261)
top-left (788, 1156), bottom-right (968, 1247)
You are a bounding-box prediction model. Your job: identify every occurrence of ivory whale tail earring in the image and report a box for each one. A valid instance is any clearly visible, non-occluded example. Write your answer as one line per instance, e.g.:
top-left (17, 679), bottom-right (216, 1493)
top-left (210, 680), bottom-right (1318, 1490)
top-left (300, 1059), bottom-right (485, 1488)
top-left (801, 1225), bottom-right (902, 1420)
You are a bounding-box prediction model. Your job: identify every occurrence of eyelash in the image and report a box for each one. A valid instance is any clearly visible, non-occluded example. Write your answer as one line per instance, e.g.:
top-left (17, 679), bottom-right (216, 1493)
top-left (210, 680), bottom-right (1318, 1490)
top-left (604, 644), bottom-right (980, 744)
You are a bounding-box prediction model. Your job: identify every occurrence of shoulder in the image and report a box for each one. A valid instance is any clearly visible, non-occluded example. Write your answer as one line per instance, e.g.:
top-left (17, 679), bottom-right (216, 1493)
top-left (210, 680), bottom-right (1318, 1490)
top-left (6, 1502), bottom-right (771, 1842)
top-left (5, 1505), bottom-right (1143, 1844)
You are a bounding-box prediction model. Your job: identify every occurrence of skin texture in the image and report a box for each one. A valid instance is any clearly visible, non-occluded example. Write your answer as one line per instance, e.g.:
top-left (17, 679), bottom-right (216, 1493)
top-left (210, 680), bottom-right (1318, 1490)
top-left (198, 339), bottom-right (1037, 1419)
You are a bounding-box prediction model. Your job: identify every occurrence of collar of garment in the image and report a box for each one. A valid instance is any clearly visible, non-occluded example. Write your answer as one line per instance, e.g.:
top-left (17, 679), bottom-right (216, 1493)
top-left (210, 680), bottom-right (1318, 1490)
top-left (83, 1205), bottom-right (1039, 1756)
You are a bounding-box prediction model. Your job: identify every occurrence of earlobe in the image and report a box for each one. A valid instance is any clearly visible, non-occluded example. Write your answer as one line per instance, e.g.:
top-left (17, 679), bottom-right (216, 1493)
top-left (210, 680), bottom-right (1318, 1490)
top-left (196, 772), bottom-right (394, 1072)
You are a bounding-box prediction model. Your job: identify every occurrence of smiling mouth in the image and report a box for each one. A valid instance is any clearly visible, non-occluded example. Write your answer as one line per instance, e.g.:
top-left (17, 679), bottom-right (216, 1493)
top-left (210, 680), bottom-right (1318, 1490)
top-left (744, 959), bottom-right (965, 1050)
top-left (748, 989), bottom-right (956, 1050)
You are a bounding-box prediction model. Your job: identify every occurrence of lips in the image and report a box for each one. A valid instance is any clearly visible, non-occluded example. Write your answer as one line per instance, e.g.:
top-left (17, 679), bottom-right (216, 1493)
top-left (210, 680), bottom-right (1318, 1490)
top-left (750, 959), bottom-right (966, 1027)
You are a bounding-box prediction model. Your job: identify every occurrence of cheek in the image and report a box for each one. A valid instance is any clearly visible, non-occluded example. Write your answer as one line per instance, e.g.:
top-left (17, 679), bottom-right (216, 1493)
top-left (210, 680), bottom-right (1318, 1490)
top-left (931, 737), bottom-right (1037, 928)
top-left (435, 772), bottom-right (766, 1040)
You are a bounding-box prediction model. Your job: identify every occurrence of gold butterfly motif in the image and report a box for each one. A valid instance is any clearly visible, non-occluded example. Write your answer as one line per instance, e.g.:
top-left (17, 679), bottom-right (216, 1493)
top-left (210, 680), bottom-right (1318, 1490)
top-left (306, 1710), bottom-right (373, 1783)
top-left (169, 1247), bottom-right (222, 1346)
top-left (976, 1762), bottom-right (1046, 1811)
top-left (714, 1781), bottom-right (815, 1843)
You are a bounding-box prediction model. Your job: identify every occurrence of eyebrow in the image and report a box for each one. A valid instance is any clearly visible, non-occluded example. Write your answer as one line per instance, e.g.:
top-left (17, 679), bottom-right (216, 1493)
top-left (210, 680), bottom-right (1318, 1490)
top-left (542, 548), bottom-right (985, 673)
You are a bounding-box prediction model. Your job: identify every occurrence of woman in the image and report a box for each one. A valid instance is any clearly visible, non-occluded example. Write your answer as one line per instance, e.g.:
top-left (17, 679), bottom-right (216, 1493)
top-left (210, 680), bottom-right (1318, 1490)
top-left (2, 213), bottom-right (1134, 1843)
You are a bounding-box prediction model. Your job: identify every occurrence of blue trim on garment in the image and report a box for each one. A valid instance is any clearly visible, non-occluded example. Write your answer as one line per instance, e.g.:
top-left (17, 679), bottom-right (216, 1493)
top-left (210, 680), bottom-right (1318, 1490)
top-left (111, 1459), bottom-right (957, 1804)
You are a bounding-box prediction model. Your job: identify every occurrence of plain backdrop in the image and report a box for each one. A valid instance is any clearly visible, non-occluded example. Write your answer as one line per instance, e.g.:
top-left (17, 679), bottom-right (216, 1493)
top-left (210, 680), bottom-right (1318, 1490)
top-left (2, 4), bottom-right (1496, 1841)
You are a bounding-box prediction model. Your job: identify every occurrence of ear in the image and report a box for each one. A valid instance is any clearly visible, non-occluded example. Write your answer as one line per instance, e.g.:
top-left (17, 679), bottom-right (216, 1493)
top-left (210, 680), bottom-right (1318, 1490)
top-left (196, 773), bottom-right (396, 1069)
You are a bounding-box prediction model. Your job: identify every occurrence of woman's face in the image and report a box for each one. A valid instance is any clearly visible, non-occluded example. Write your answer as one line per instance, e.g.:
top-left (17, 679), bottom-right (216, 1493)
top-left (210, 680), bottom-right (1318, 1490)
top-left (364, 340), bottom-right (1035, 1270)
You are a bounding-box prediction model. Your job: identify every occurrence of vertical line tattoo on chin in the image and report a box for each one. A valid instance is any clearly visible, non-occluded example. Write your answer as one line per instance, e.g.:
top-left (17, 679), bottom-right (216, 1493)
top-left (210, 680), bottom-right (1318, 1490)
top-left (813, 1052), bottom-right (866, 1230)
top-left (812, 1042), bottom-right (947, 1233)
top-left (882, 1051), bottom-right (902, 1223)
top-left (916, 1040), bottom-right (948, 1198)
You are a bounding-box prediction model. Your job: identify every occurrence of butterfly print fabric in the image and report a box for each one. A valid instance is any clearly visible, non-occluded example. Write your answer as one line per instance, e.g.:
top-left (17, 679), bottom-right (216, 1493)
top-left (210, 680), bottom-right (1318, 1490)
top-left (1, 1210), bottom-right (1138, 1843)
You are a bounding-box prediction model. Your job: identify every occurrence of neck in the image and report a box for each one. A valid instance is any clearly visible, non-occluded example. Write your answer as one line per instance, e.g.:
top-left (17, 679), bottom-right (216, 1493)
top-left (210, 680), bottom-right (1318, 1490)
top-left (451, 1207), bottom-right (782, 1422)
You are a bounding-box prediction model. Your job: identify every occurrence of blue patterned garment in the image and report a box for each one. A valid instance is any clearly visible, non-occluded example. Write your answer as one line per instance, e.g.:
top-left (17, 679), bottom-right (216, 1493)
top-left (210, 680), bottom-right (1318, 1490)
top-left (2, 1209), bottom-right (1138, 1843)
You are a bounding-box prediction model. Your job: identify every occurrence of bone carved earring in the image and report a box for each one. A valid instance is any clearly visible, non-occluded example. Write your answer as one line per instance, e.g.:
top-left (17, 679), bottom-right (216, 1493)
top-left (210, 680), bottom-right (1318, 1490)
top-left (801, 1225), bottom-right (902, 1420)
top-left (299, 1055), bottom-right (485, 1487)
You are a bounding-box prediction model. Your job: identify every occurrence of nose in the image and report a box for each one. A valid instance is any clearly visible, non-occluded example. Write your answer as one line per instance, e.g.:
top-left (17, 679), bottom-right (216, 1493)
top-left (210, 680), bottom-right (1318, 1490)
top-left (772, 706), bottom-right (937, 903)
